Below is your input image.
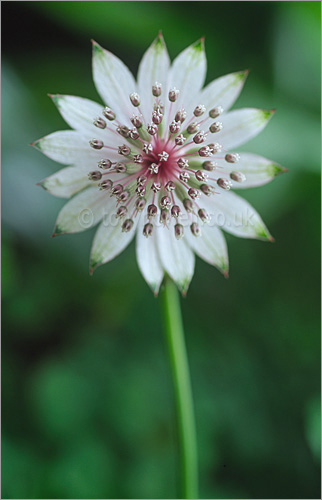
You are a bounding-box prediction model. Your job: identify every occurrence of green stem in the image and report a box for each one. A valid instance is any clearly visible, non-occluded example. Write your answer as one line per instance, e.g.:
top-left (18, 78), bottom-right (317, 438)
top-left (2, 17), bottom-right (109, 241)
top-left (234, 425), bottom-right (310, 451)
top-left (162, 277), bottom-right (198, 499)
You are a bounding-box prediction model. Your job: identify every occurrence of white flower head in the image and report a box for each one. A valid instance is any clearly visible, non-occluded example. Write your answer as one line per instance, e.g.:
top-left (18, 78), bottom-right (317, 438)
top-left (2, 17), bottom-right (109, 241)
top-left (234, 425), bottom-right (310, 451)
top-left (34, 34), bottom-right (286, 295)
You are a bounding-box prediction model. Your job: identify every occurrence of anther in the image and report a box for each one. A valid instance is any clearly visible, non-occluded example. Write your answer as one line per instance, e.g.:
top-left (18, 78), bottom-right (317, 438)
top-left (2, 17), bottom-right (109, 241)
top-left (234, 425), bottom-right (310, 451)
top-left (199, 146), bottom-right (212, 157)
top-left (116, 206), bottom-right (128, 218)
top-left (117, 125), bottom-right (130, 138)
top-left (158, 151), bottom-right (169, 162)
top-left (177, 158), bottom-right (189, 169)
top-left (193, 131), bottom-right (207, 144)
top-left (180, 171), bottom-right (190, 182)
top-left (169, 121), bottom-right (181, 134)
top-left (122, 219), bottom-right (134, 232)
top-left (195, 170), bottom-right (208, 182)
top-left (169, 87), bottom-right (179, 102)
top-left (152, 82), bottom-right (162, 97)
top-left (143, 143), bottom-right (153, 153)
top-left (88, 170), bottom-right (102, 181)
top-left (200, 184), bottom-right (215, 196)
top-left (99, 179), bottom-right (113, 190)
top-left (98, 159), bottom-right (112, 169)
top-left (230, 171), bottom-right (246, 182)
top-left (171, 205), bottom-right (182, 218)
top-left (217, 178), bottom-right (232, 190)
top-left (152, 111), bottom-right (163, 125)
top-left (160, 209), bottom-right (170, 225)
top-left (183, 199), bottom-right (194, 213)
top-left (147, 123), bottom-right (158, 135)
top-left (148, 163), bottom-right (159, 174)
top-left (188, 188), bottom-right (200, 200)
top-left (154, 102), bottom-right (164, 114)
top-left (130, 92), bottom-right (140, 107)
top-left (187, 122), bottom-right (200, 134)
top-left (175, 134), bottom-right (186, 146)
top-left (208, 143), bottom-right (222, 153)
top-left (190, 222), bottom-right (201, 237)
top-left (135, 198), bottom-right (146, 211)
top-left (136, 185), bottom-right (146, 197)
top-left (194, 105), bottom-right (206, 117)
top-left (102, 107), bottom-right (116, 121)
top-left (129, 128), bottom-right (140, 140)
top-left (133, 154), bottom-right (143, 163)
top-left (118, 144), bottom-right (131, 156)
top-left (137, 174), bottom-right (147, 186)
top-left (165, 181), bottom-right (176, 192)
top-left (151, 182), bottom-right (161, 193)
top-left (225, 153), bottom-right (240, 163)
top-left (161, 196), bottom-right (171, 208)
top-left (198, 208), bottom-right (209, 223)
top-left (111, 184), bottom-right (123, 196)
top-left (174, 224), bottom-right (184, 240)
top-left (90, 139), bottom-right (104, 150)
top-left (131, 115), bottom-right (142, 128)
top-left (209, 122), bottom-right (223, 133)
top-left (203, 160), bottom-right (217, 171)
top-left (175, 109), bottom-right (187, 123)
top-left (147, 204), bottom-right (157, 218)
top-left (93, 117), bottom-right (106, 129)
top-left (143, 223), bottom-right (154, 237)
top-left (209, 106), bottom-right (224, 119)
top-left (119, 190), bottom-right (130, 202)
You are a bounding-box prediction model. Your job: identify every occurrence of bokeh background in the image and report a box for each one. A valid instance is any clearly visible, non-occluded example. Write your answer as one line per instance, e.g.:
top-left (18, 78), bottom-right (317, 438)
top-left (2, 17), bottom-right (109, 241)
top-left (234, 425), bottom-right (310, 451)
top-left (2, 1), bottom-right (321, 499)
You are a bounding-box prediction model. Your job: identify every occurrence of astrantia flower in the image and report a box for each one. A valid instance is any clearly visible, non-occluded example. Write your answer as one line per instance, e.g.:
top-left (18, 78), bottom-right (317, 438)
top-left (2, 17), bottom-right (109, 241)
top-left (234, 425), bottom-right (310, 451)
top-left (34, 34), bottom-right (285, 294)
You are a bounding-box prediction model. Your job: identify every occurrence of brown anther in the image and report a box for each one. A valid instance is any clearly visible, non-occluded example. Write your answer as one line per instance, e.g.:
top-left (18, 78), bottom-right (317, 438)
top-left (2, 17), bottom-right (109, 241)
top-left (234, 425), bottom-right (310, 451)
top-left (225, 153), bottom-right (240, 163)
top-left (147, 204), bottom-right (157, 218)
top-left (165, 181), bottom-right (176, 192)
top-left (135, 198), bottom-right (146, 211)
top-left (188, 188), bottom-right (200, 200)
top-left (209, 122), bottom-right (223, 133)
top-left (160, 196), bottom-right (171, 208)
top-left (115, 162), bottom-right (127, 173)
top-left (98, 159), bottom-right (112, 169)
top-left (190, 222), bottom-right (201, 236)
top-left (171, 205), bottom-right (181, 218)
top-left (88, 170), bottom-right (102, 181)
top-left (143, 223), bottom-right (154, 237)
top-left (102, 107), bottom-right (116, 121)
top-left (99, 179), bottom-right (113, 190)
top-left (230, 171), bottom-right (246, 182)
top-left (217, 178), bottom-right (232, 190)
top-left (93, 117), bottom-right (106, 129)
top-left (203, 160), bottom-right (217, 171)
top-left (200, 183), bottom-right (215, 196)
top-left (194, 105), bottom-right (206, 117)
top-left (116, 206), bottom-right (128, 218)
top-left (187, 122), bottom-right (200, 134)
top-left (209, 106), bottom-right (224, 119)
top-left (89, 139), bottom-right (104, 150)
top-left (174, 224), bottom-right (184, 240)
top-left (122, 219), bottom-right (134, 232)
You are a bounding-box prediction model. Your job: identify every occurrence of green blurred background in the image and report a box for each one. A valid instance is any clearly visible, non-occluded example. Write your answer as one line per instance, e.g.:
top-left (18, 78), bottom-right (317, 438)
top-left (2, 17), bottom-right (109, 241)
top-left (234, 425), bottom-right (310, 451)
top-left (2, 1), bottom-right (321, 498)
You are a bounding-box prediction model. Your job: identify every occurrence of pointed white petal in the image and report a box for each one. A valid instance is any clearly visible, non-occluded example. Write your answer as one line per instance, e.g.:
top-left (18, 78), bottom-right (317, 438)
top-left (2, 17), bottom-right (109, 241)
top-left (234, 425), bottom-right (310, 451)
top-left (203, 190), bottom-right (272, 240)
top-left (32, 130), bottom-right (120, 167)
top-left (168, 39), bottom-right (206, 114)
top-left (200, 71), bottom-right (248, 114)
top-left (219, 153), bottom-right (287, 189)
top-left (50, 94), bottom-right (115, 141)
top-left (136, 216), bottom-right (164, 295)
top-left (92, 41), bottom-right (136, 126)
top-left (137, 33), bottom-right (170, 123)
top-left (217, 108), bottom-right (275, 149)
top-left (185, 223), bottom-right (228, 275)
top-left (39, 166), bottom-right (94, 198)
top-left (54, 186), bottom-right (109, 235)
top-left (156, 221), bottom-right (195, 294)
top-left (90, 215), bottom-right (139, 271)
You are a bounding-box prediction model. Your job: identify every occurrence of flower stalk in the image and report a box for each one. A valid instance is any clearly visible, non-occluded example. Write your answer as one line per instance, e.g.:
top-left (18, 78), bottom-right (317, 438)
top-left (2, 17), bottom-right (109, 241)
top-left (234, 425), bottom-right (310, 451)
top-left (162, 276), bottom-right (198, 499)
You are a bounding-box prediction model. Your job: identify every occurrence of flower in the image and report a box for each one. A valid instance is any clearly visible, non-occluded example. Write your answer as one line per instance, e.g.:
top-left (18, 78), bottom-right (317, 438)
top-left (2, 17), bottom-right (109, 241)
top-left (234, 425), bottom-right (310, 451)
top-left (33, 34), bottom-right (286, 295)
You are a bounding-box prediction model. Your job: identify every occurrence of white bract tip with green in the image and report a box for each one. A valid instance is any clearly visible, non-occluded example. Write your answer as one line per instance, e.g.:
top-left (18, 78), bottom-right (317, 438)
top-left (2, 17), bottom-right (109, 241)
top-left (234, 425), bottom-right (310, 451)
top-left (34, 34), bottom-right (284, 294)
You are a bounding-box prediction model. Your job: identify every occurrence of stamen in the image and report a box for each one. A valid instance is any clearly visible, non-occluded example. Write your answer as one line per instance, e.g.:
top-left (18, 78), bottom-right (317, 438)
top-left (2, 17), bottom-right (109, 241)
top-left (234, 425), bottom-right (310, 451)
top-left (161, 196), bottom-right (171, 208)
top-left (130, 92), bottom-right (141, 107)
top-left (209, 122), bottom-right (223, 133)
top-left (149, 163), bottom-right (159, 174)
top-left (198, 146), bottom-right (212, 157)
top-left (165, 181), bottom-right (175, 192)
top-left (225, 153), bottom-right (240, 163)
top-left (209, 106), bottom-right (224, 118)
top-left (136, 185), bottom-right (146, 197)
top-left (117, 125), bottom-right (130, 138)
top-left (111, 184), bottom-right (124, 196)
top-left (119, 190), bottom-right (130, 202)
top-left (208, 143), bottom-right (222, 153)
top-left (230, 171), bottom-right (246, 182)
top-left (118, 144), bottom-right (131, 156)
top-left (160, 209), bottom-right (170, 225)
top-left (177, 158), bottom-right (189, 169)
top-left (174, 224), bottom-right (184, 239)
top-left (90, 139), bottom-right (104, 150)
top-left (131, 115), bottom-right (142, 128)
top-left (152, 111), bottom-right (163, 125)
top-left (193, 131), bottom-right (207, 144)
top-left (175, 109), bottom-right (187, 123)
top-left (133, 154), bottom-right (143, 163)
top-left (171, 205), bottom-right (181, 218)
top-left (198, 208), bottom-right (209, 222)
top-left (116, 206), bottom-right (128, 218)
top-left (187, 122), bottom-right (200, 134)
top-left (93, 117), bottom-right (106, 129)
top-left (188, 188), bottom-right (200, 200)
top-left (194, 105), bottom-right (206, 117)
top-left (147, 204), bottom-right (157, 218)
top-left (158, 151), bottom-right (169, 162)
top-left (183, 199), bottom-right (194, 213)
top-left (137, 175), bottom-right (147, 186)
top-left (217, 178), bottom-right (232, 190)
top-left (135, 198), bottom-right (146, 211)
top-left (88, 171), bottom-right (102, 181)
top-left (102, 107), bottom-right (116, 121)
top-left (152, 82), bottom-right (162, 97)
top-left (129, 128), bottom-right (140, 140)
top-left (99, 179), bottom-right (113, 190)
top-left (200, 184), bottom-right (215, 196)
top-left (169, 121), bottom-right (181, 134)
top-left (143, 143), bottom-right (153, 153)
top-left (195, 170), bottom-right (208, 182)
top-left (203, 161), bottom-right (217, 171)
top-left (179, 171), bottom-right (190, 182)
top-left (151, 182), bottom-right (161, 193)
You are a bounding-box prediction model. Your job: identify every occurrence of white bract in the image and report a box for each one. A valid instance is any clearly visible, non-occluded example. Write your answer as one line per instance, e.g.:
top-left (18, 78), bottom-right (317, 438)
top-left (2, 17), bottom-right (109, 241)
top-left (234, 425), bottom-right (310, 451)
top-left (34, 34), bottom-right (285, 295)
